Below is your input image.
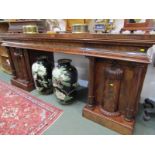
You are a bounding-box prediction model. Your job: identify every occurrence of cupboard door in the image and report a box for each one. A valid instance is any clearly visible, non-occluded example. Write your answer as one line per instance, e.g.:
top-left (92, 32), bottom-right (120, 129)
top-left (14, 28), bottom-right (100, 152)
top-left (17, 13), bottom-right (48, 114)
top-left (100, 67), bottom-right (123, 116)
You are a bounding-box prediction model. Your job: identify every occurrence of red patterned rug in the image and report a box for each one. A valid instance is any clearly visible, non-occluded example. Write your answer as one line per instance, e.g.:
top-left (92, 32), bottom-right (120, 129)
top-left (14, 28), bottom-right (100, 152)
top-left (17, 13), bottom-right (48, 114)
top-left (0, 80), bottom-right (63, 135)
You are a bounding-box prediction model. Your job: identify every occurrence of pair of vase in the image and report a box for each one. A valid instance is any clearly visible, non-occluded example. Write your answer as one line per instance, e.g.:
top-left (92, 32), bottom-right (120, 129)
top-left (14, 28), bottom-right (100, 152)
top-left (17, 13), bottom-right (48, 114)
top-left (32, 56), bottom-right (78, 104)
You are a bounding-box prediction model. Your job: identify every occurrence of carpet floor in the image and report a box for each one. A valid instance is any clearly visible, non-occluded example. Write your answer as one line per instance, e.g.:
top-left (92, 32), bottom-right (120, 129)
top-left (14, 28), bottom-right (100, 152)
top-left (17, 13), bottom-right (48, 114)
top-left (0, 80), bottom-right (63, 135)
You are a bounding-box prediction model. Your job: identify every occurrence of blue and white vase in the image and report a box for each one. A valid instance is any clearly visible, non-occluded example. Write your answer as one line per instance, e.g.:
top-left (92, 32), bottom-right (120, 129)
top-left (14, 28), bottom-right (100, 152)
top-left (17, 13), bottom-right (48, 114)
top-left (32, 56), bottom-right (53, 94)
top-left (52, 59), bottom-right (78, 104)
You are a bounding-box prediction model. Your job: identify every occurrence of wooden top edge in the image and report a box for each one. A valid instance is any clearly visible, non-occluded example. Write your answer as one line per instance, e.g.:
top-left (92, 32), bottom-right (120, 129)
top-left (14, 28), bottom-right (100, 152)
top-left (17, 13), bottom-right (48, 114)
top-left (0, 33), bottom-right (155, 53)
top-left (0, 33), bottom-right (151, 63)
top-left (0, 33), bottom-right (155, 39)
top-left (2, 41), bottom-right (150, 64)
top-left (0, 33), bottom-right (155, 46)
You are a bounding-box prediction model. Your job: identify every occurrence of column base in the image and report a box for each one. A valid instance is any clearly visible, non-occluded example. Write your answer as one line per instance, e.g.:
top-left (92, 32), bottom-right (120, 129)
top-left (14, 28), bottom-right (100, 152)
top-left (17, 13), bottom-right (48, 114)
top-left (11, 78), bottom-right (34, 91)
top-left (82, 105), bottom-right (135, 135)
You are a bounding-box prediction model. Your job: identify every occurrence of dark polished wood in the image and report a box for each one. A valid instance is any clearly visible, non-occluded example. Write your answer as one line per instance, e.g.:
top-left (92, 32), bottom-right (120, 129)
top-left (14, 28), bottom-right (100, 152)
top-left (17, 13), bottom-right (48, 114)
top-left (83, 56), bottom-right (148, 134)
top-left (0, 21), bottom-right (9, 32)
top-left (0, 33), bottom-right (151, 134)
top-left (8, 47), bottom-right (34, 91)
top-left (87, 57), bottom-right (95, 109)
top-left (0, 22), bottom-right (12, 74)
top-left (83, 106), bottom-right (135, 134)
top-left (121, 19), bottom-right (155, 33)
top-left (7, 20), bottom-right (46, 33)
top-left (101, 65), bottom-right (123, 116)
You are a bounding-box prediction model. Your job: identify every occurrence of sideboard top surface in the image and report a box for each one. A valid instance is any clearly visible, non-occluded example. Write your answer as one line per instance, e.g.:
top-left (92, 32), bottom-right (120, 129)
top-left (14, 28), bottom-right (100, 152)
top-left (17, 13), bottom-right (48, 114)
top-left (0, 33), bottom-right (152, 63)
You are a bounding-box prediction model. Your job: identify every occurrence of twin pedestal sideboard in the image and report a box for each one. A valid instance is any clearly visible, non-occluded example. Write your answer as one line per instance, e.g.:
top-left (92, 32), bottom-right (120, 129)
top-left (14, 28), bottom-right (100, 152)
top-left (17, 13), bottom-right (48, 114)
top-left (0, 33), bottom-right (153, 134)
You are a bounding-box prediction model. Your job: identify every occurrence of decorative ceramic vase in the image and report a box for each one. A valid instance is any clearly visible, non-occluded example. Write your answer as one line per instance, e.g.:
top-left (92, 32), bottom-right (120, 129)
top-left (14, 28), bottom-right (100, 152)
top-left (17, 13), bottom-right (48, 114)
top-left (52, 59), bottom-right (78, 104)
top-left (32, 56), bottom-right (53, 94)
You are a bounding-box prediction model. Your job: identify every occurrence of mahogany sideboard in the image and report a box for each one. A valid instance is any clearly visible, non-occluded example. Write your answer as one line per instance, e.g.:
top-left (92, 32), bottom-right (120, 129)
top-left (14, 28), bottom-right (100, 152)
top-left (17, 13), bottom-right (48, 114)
top-left (0, 33), bottom-right (153, 134)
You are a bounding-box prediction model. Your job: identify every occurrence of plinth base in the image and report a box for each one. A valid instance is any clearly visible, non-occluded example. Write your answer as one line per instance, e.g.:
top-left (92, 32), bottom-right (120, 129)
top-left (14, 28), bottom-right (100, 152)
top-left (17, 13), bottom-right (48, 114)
top-left (82, 105), bottom-right (135, 135)
top-left (11, 78), bottom-right (34, 91)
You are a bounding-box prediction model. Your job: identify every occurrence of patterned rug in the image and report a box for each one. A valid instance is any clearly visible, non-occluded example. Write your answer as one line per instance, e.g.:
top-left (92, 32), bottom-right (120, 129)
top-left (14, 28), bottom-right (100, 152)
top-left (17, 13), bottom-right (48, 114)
top-left (0, 80), bottom-right (63, 135)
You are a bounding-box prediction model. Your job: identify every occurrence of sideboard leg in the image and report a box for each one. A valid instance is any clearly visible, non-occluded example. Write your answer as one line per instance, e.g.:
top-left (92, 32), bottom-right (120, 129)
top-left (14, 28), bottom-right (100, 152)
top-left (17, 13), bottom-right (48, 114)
top-left (6, 47), bottom-right (16, 78)
top-left (87, 57), bottom-right (95, 109)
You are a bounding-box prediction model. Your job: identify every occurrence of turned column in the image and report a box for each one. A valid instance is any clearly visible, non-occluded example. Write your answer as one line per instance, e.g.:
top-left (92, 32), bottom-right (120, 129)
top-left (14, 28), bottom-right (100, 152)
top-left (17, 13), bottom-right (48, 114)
top-left (87, 57), bottom-right (96, 109)
top-left (6, 47), bottom-right (16, 77)
top-left (124, 63), bottom-right (147, 121)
